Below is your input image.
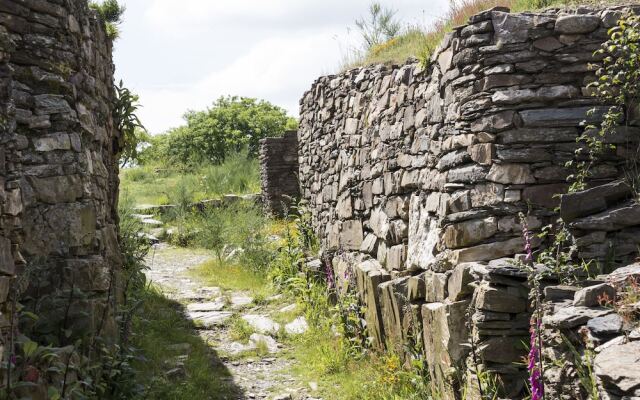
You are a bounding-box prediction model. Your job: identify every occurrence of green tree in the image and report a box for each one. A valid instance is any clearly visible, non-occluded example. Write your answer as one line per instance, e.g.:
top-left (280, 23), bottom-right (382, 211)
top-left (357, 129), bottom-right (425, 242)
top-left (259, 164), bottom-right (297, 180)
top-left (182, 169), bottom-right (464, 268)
top-left (148, 96), bottom-right (295, 168)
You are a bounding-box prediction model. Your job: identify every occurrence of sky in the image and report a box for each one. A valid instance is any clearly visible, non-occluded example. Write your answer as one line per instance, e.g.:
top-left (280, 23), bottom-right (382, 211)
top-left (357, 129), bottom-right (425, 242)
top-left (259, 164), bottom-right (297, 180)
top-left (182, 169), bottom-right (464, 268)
top-left (113, 0), bottom-right (451, 134)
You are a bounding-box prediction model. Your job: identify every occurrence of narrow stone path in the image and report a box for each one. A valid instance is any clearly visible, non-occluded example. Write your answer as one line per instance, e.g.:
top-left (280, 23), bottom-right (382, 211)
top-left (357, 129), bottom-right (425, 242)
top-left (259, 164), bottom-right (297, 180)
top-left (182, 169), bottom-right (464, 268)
top-left (145, 244), bottom-right (320, 400)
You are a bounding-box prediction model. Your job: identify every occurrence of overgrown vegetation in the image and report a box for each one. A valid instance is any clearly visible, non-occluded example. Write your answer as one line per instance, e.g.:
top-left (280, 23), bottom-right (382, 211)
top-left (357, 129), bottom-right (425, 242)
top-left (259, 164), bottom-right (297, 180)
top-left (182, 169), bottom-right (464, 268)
top-left (89, 0), bottom-right (125, 40)
top-left (120, 152), bottom-right (260, 206)
top-left (346, 0), bottom-right (628, 69)
top-left (114, 81), bottom-right (148, 168)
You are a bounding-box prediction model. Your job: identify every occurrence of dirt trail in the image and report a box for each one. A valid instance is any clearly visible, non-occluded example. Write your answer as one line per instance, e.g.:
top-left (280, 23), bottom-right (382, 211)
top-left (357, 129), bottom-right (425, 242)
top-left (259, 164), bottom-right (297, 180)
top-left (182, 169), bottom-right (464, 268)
top-left (145, 244), bottom-right (320, 400)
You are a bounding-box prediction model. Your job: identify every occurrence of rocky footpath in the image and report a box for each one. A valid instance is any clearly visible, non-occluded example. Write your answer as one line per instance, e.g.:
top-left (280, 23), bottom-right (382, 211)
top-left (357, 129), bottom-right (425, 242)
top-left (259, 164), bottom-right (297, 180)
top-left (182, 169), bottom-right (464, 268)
top-left (145, 244), bottom-right (319, 400)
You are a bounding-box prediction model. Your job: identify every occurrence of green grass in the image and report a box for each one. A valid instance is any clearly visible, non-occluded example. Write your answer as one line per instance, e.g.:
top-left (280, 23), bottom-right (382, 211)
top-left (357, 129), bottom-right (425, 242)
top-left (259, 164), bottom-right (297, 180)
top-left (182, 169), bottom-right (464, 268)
top-left (120, 152), bottom-right (260, 206)
top-left (289, 326), bottom-right (437, 400)
top-left (349, 0), bottom-right (636, 69)
top-left (192, 259), bottom-right (270, 297)
top-left (132, 286), bottom-right (242, 399)
top-left (227, 315), bottom-right (255, 341)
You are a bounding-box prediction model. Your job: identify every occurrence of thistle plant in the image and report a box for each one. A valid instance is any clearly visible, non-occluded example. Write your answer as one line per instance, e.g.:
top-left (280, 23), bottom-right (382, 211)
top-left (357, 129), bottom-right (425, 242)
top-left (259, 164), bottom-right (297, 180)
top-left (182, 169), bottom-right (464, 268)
top-left (519, 213), bottom-right (545, 400)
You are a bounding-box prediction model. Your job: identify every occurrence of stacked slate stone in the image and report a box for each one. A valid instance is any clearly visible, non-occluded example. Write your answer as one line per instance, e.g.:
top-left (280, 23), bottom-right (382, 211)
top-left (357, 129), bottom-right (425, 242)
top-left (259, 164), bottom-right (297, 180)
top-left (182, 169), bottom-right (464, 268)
top-left (542, 264), bottom-right (640, 399)
top-left (0, 0), bottom-right (121, 362)
top-left (259, 131), bottom-right (300, 216)
top-left (298, 5), bottom-right (640, 398)
top-left (561, 181), bottom-right (640, 266)
top-left (0, 25), bottom-right (22, 362)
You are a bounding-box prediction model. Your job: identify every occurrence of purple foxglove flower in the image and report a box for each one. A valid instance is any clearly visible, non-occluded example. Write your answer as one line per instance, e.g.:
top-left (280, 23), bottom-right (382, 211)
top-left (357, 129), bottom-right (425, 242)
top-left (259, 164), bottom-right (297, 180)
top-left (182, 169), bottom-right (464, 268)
top-left (528, 318), bottom-right (544, 400)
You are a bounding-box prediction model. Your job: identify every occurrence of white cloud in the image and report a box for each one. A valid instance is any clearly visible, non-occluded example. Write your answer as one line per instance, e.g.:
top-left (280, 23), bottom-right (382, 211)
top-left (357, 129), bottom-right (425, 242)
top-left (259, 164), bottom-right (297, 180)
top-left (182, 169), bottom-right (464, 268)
top-left (135, 31), bottom-right (340, 133)
top-left (115, 0), bottom-right (450, 134)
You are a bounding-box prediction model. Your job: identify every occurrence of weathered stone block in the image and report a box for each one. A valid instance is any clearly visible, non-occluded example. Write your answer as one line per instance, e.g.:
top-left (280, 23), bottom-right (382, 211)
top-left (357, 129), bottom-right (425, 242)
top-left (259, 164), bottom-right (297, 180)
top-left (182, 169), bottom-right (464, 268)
top-left (560, 181), bottom-right (632, 222)
top-left (522, 183), bottom-right (568, 208)
top-left (498, 128), bottom-right (578, 144)
top-left (443, 217), bottom-right (497, 249)
top-left (487, 163), bottom-right (535, 184)
top-left (594, 341), bottom-right (640, 397)
top-left (407, 272), bottom-right (426, 301)
top-left (0, 237), bottom-right (15, 276)
top-left (469, 143), bottom-right (494, 165)
top-left (355, 259), bottom-right (391, 348)
top-left (478, 336), bottom-right (527, 364)
top-left (386, 244), bottom-right (407, 271)
top-left (340, 220), bottom-right (364, 250)
top-left (448, 263), bottom-right (476, 301)
top-left (360, 233), bottom-right (378, 254)
top-left (34, 94), bottom-right (72, 115)
top-left (470, 183), bottom-right (504, 207)
top-left (519, 106), bottom-right (609, 127)
top-left (447, 165), bottom-right (487, 183)
top-left (422, 300), bottom-right (471, 396)
top-left (573, 283), bottom-right (616, 307)
top-left (475, 284), bottom-right (527, 313)
top-left (570, 202), bottom-right (640, 232)
top-left (555, 15), bottom-right (600, 34)
top-left (379, 277), bottom-right (410, 347)
top-left (33, 133), bottom-right (71, 152)
top-left (470, 110), bottom-right (515, 133)
top-left (425, 271), bottom-right (449, 302)
top-left (26, 175), bottom-right (83, 204)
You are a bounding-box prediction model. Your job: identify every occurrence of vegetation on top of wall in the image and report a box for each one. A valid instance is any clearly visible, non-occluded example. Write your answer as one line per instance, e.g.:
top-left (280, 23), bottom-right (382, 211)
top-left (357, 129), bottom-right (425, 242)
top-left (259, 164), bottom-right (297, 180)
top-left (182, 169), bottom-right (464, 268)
top-left (89, 0), bottom-right (125, 40)
top-left (355, 2), bottom-right (403, 50)
top-left (346, 0), bottom-right (635, 69)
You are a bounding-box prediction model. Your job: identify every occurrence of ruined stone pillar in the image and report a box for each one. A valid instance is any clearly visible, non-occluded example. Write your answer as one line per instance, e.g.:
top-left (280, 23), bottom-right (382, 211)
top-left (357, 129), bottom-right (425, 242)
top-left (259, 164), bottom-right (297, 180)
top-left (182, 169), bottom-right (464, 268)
top-left (259, 130), bottom-right (300, 216)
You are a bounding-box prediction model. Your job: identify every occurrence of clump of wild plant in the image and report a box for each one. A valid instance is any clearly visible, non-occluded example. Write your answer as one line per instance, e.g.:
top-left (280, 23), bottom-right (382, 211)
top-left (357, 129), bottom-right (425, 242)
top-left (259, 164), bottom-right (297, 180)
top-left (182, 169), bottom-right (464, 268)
top-left (89, 0), bottom-right (125, 40)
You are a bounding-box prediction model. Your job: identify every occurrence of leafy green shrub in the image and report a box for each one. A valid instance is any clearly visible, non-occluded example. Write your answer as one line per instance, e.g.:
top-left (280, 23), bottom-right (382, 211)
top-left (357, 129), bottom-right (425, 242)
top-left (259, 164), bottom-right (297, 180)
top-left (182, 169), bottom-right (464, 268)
top-left (141, 96), bottom-right (297, 168)
top-left (114, 81), bottom-right (147, 167)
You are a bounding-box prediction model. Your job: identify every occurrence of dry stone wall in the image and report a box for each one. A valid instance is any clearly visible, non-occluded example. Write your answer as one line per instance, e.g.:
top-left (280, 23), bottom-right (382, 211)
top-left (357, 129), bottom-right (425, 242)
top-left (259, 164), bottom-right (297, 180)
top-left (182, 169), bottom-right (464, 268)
top-left (260, 131), bottom-right (300, 216)
top-left (298, 5), bottom-right (640, 398)
top-left (0, 0), bottom-right (121, 358)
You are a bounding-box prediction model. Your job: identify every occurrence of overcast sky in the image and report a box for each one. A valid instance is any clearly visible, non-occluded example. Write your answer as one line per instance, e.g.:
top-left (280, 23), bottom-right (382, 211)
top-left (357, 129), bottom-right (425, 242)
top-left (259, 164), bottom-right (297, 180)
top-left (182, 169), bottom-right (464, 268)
top-left (113, 0), bottom-right (451, 134)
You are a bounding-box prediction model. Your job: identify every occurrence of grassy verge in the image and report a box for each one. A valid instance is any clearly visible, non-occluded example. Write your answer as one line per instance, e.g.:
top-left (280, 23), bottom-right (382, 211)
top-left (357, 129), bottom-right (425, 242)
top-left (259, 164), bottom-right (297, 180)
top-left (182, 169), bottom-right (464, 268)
top-left (350, 0), bottom-right (633, 68)
top-left (132, 286), bottom-right (242, 399)
top-left (291, 331), bottom-right (431, 400)
top-left (192, 260), bottom-right (271, 299)
top-left (120, 152), bottom-right (260, 206)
